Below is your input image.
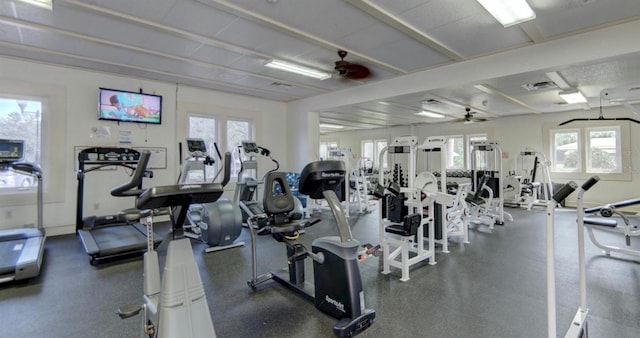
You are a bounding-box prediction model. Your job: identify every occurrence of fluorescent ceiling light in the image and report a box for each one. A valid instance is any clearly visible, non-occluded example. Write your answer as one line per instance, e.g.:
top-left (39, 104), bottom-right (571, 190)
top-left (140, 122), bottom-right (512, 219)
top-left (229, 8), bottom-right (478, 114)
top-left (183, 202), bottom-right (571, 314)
top-left (18, 0), bottom-right (52, 10)
top-left (559, 89), bottom-right (587, 104)
top-left (477, 0), bottom-right (536, 27)
top-left (264, 59), bottom-right (331, 80)
top-left (319, 123), bottom-right (344, 129)
top-left (416, 110), bottom-right (445, 118)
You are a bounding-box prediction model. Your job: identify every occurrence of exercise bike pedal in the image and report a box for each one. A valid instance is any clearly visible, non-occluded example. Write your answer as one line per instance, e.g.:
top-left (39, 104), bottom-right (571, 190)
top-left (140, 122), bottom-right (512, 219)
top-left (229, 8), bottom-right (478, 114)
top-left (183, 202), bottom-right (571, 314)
top-left (116, 303), bottom-right (142, 319)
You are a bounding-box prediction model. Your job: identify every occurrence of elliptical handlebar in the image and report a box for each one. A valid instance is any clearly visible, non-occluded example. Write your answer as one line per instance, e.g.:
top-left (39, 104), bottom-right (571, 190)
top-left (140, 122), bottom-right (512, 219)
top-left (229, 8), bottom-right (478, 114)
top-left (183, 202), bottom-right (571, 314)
top-left (220, 152), bottom-right (232, 187)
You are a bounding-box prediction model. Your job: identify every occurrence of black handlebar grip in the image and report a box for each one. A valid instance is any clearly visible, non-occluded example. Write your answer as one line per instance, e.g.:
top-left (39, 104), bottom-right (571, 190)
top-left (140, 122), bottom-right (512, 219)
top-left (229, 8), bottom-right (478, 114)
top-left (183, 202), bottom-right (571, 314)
top-left (581, 176), bottom-right (599, 191)
top-left (214, 143), bottom-right (222, 160)
top-left (552, 181), bottom-right (578, 203)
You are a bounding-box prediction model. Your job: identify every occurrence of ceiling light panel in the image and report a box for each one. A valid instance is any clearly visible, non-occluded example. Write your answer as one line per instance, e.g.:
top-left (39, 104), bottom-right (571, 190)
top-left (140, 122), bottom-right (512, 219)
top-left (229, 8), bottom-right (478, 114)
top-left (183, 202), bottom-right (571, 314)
top-left (559, 89), bottom-right (587, 104)
top-left (264, 59), bottom-right (332, 80)
top-left (477, 0), bottom-right (536, 27)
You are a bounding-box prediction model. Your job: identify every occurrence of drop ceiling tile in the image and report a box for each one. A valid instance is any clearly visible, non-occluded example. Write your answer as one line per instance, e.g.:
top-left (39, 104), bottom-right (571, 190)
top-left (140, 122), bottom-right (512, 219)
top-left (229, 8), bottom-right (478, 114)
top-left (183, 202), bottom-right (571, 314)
top-left (161, 0), bottom-right (238, 37)
top-left (530, 0), bottom-right (640, 37)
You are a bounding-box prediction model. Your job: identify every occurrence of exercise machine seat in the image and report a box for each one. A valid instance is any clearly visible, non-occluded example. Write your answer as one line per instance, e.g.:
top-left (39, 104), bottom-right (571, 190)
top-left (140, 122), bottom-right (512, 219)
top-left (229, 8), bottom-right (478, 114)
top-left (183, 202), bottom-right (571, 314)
top-left (385, 213), bottom-right (421, 237)
top-left (263, 172), bottom-right (295, 216)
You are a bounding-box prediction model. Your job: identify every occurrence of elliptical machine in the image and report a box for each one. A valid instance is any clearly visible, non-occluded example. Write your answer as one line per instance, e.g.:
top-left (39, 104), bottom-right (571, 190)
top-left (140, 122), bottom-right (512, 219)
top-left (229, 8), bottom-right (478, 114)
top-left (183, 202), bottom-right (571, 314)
top-left (177, 138), bottom-right (243, 253)
top-left (247, 160), bottom-right (375, 337)
top-left (233, 141), bottom-right (288, 223)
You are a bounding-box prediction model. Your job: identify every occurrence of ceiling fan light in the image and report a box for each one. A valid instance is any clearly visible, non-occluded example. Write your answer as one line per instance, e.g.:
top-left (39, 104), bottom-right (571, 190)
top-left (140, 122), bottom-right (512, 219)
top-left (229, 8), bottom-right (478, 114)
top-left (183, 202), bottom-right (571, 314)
top-left (416, 110), bottom-right (445, 118)
top-left (264, 59), bottom-right (331, 80)
top-left (559, 89), bottom-right (587, 104)
top-left (477, 0), bottom-right (535, 27)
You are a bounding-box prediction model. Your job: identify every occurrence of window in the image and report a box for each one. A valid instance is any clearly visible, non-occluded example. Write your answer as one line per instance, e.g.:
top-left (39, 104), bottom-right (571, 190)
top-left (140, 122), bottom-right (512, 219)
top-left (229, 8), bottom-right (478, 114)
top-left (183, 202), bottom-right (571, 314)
top-left (376, 140), bottom-right (388, 170)
top-left (446, 136), bottom-right (464, 169)
top-left (586, 126), bottom-right (621, 173)
top-left (185, 115), bottom-right (255, 181)
top-left (0, 81), bottom-right (66, 209)
top-left (320, 140), bottom-right (338, 160)
top-left (227, 119), bottom-right (253, 177)
top-left (551, 129), bottom-right (581, 172)
top-left (0, 98), bottom-right (42, 191)
top-left (187, 115), bottom-right (218, 182)
top-left (361, 139), bottom-right (388, 169)
top-left (546, 122), bottom-right (629, 180)
top-left (468, 134), bottom-right (488, 170)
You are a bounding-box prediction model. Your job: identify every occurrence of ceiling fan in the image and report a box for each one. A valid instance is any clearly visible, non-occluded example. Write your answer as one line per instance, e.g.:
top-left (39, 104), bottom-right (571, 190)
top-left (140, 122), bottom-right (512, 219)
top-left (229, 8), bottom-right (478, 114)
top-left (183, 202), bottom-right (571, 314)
top-left (334, 50), bottom-right (371, 80)
top-left (454, 107), bottom-right (489, 123)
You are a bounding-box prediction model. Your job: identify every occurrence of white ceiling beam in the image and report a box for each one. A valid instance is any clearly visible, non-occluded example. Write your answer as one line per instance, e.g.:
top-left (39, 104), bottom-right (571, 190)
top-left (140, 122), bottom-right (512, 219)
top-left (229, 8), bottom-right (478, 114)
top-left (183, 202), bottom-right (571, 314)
top-left (289, 19), bottom-right (640, 113)
top-left (345, 0), bottom-right (465, 61)
top-left (203, 0), bottom-right (407, 74)
top-left (473, 84), bottom-right (543, 114)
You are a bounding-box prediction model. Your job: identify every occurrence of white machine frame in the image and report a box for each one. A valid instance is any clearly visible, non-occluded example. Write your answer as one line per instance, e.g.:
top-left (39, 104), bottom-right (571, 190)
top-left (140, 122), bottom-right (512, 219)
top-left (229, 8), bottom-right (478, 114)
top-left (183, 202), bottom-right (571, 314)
top-left (546, 177), bottom-right (598, 338)
top-left (417, 136), bottom-right (469, 253)
top-left (378, 136), bottom-right (441, 281)
top-left (469, 140), bottom-right (513, 229)
top-left (519, 149), bottom-right (554, 210)
top-left (584, 203), bottom-right (640, 259)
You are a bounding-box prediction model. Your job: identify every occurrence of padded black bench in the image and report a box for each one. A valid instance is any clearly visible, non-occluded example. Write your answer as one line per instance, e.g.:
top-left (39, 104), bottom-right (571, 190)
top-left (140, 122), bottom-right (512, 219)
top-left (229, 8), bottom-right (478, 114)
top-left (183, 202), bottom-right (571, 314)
top-left (583, 217), bottom-right (618, 228)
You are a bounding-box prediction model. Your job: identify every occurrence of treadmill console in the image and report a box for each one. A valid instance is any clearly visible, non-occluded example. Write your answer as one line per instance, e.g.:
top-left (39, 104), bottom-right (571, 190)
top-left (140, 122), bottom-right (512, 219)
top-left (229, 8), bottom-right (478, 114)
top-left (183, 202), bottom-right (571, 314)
top-left (242, 141), bottom-right (260, 156)
top-left (0, 139), bottom-right (24, 163)
top-left (78, 147), bottom-right (141, 164)
top-left (186, 138), bottom-right (208, 157)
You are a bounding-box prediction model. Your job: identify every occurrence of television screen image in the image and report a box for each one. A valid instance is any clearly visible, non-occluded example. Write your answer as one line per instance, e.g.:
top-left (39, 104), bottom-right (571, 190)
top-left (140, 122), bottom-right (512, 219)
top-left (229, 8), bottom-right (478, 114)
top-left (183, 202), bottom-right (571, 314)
top-left (98, 88), bottom-right (162, 125)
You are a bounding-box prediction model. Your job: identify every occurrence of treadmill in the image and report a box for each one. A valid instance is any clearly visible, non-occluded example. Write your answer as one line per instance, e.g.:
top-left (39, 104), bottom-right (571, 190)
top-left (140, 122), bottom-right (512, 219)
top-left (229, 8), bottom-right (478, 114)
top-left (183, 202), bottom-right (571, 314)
top-left (0, 139), bottom-right (45, 283)
top-left (76, 147), bottom-right (161, 264)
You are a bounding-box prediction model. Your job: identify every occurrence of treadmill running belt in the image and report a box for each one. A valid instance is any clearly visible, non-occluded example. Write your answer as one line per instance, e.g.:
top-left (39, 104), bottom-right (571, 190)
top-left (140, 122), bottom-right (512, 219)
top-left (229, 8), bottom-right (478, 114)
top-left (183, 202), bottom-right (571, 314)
top-left (79, 225), bottom-right (148, 257)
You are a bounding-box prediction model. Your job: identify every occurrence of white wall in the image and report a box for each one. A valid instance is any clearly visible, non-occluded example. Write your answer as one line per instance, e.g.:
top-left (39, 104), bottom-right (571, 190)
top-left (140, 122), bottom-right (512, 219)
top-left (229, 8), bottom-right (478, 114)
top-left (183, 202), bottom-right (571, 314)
top-left (0, 56), bottom-right (287, 235)
top-left (321, 106), bottom-right (640, 208)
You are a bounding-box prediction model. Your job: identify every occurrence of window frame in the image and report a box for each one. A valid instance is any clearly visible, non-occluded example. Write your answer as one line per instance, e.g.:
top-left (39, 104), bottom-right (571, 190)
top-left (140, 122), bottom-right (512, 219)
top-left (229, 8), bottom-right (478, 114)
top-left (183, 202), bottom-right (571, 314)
top-left (550, 128), bottom-right (582, 173)
top-left (0, 81), bottom-right (66, 206)
top-left (585, 125), bottom-right (622, 174)
top-left (544, 121), bottom-right (630, 181)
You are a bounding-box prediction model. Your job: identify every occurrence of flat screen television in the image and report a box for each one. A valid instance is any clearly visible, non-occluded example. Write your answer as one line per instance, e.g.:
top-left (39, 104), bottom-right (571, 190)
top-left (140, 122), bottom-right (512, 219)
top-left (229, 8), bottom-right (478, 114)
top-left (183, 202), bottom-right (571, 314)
top-left (98, 88), bottom-right (162, 125)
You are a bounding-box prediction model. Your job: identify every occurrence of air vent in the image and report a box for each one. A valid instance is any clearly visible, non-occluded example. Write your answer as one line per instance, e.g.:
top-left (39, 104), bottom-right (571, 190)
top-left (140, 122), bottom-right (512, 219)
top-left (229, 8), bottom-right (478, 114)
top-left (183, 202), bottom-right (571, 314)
top-left (522, 81), bottom-right (558, 91)
top-left (422, 99), bottom-right (440, 105)
top-left (270, 82), bottom-right (292, 87)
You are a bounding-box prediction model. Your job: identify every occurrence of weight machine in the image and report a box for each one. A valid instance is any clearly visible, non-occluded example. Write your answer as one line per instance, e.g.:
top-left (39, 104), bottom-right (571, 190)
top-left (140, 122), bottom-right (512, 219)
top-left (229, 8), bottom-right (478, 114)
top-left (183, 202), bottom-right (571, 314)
top-left (467, 140), bottom-right (512, 229)
top-left (377, 136), bottom-right (449, 281)
top-left (417, 136), bottom-right (469, 253)
top-left (546, 177), bottom-right (599, 338)
top-left (504, 149), bottom-right (554, 209)
top-left (582, 197), bottom-right (640, 259)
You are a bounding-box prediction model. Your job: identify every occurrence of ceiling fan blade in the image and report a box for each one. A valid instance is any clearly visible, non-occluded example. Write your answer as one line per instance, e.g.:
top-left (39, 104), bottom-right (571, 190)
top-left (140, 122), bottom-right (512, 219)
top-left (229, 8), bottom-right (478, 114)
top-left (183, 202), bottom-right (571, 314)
top-left (342, 64), bottom-right (370, 79)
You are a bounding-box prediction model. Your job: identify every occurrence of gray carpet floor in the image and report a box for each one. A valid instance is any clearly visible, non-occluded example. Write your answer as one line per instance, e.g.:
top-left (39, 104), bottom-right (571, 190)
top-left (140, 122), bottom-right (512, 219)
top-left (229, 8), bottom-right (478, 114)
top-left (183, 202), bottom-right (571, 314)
top-left (1, 206), bottom-right (638, 337)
